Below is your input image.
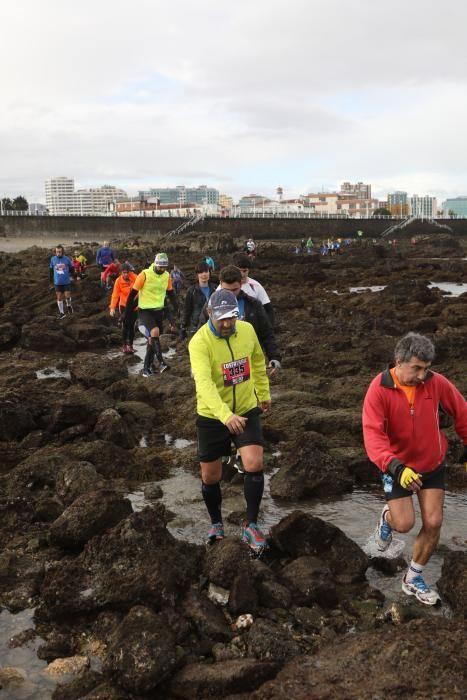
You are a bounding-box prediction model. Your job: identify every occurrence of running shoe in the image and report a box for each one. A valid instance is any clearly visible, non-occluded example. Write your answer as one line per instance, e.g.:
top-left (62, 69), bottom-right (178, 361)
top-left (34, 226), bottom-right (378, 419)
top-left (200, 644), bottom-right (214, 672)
top-left (402, 574), bottom-right (440, 606)
top-left (242, 522), bottom-right (267, 555)
top-left (374, 504), bottom-right (393, 551)
top-left (122, 344), bottom-right (130, 354)
top-left (159, 362), bottom-right (170, 373)
top-left (141, 367), bottom-right (154, 378)
top-left (127, 345), bottom-right (135, 354)
top-left (57, 312), bottom-right (66, 320)
top-left (206, 522), bottom-right (224, 545)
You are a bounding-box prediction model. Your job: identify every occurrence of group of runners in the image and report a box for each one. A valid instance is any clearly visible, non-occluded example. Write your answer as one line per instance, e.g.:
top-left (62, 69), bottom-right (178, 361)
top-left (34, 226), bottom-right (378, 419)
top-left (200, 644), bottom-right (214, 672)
top-left (48, 242), bottom-right (467, 603)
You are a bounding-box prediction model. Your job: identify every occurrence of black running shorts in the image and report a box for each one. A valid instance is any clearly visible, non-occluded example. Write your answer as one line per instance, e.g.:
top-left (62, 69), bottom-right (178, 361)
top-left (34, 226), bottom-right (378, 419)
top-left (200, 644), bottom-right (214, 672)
top-left (55, 284), bottom-right (71, 292)
top-left (138, 309), bottom-right (164, 335)
top-left (196, 407), bottom-right (264, 463)
top-left (384, 463), bottom-right (445, 501)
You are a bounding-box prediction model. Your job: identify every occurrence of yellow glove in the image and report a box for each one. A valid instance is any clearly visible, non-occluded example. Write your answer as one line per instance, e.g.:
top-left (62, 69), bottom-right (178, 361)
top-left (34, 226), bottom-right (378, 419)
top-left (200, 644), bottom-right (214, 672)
top-left (399, 467), bottom-right (422, 490)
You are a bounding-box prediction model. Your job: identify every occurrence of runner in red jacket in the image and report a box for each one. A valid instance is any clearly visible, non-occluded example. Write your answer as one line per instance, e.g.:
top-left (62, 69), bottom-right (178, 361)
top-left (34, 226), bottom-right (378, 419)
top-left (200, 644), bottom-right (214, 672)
top-left (362, 332), bottom-right (467, 606)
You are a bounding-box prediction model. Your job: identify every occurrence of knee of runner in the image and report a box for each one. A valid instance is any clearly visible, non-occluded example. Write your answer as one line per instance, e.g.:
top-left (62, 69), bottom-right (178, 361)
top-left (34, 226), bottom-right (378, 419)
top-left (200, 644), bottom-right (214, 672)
top-left (391, 512), bottom-right (415, 533)
top-left (422, 513), bottom-right (443, 532)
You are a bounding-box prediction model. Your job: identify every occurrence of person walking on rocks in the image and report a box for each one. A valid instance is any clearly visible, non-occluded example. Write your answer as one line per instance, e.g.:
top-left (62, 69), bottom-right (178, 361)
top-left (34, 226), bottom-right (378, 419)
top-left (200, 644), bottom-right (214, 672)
top-left (96, 240), bottom-right (115, 271)
top-left (362, 332), bottom-right (467, 605)
top-left (189, 289), bottom-right (271, 555)
top-left (231, 253), bottom-right (275, 326)
top-left (49, 245), bottom-right (74, 318)
top-left (109, 262), bottom-right (137, 354)
top-left (180, 260), bottom-right (216, 340)
top-left (124, 252), bottom-right (178, 377)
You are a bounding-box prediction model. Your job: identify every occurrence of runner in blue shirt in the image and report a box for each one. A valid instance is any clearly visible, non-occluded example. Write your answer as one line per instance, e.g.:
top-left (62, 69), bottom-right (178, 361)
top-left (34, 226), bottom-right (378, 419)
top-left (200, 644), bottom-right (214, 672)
top-left (49, 245), bottom-right (74, 318)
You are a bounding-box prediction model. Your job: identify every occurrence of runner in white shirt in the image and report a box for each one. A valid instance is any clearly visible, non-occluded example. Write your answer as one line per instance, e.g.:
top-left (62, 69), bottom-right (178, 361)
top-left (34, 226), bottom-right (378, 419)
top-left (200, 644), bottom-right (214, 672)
top-left (232, 252), bottom-right (274, 326)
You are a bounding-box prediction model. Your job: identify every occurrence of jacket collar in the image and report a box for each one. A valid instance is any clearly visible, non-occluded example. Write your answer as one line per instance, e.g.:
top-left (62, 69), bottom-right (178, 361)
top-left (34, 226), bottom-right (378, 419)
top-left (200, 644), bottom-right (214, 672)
top-left (380, 364), bottom-right (433, 388)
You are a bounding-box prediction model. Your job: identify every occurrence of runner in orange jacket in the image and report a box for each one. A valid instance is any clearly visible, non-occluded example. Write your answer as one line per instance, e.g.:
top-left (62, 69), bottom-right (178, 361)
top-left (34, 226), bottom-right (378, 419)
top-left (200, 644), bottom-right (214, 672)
top-left (110, 263), bottom-right (137, 354)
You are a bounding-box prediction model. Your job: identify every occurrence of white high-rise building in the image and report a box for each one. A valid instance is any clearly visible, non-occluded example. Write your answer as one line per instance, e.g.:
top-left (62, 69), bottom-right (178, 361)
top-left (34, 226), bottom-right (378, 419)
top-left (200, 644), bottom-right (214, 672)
top-left (409, 195), bottom-right (437, 219)
top-left (45, 177), bottom-right (75, 215)
top-left (45, 178), bottom-right (127, 215)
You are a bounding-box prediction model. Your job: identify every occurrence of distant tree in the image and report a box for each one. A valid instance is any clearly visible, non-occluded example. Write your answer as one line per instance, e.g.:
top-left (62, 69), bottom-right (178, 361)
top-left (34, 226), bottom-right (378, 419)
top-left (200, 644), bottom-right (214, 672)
top-left (12, 195), bottom-right (28, 211)
top-left (373, 207), bottom-right (391, 217)
top-left (1, 197), bottom-right (13, 212)
top-left (448, 209), bottom-right (457, 219)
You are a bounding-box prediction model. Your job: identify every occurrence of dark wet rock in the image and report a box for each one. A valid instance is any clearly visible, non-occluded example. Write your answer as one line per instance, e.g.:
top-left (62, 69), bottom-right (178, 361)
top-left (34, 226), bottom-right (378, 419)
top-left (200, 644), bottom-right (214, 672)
top-left (67, 322), bottom-right (118, 350)
top-left (20, 430), bottom-right (47, 450)
top-left (49, 490), bottom-right (133, 551)
top-left (56, 424), bottom-right (93, 444)
top-left (40, 507), bottom-right (203, 619)
top-left (69, 353), bottom-right (127, 389)
top-left (55, 462), bottom-right (104, 505)
top-left (21, 321), bottom-right (78, 352)
top-left (64, 440), bottom-right (140, 479)
top-left (37, 632), bottom-right (77, 662)
top-left (292, 605), bottom-right (326, 633)
top-left (8, 628), bottom-right (37, 648)
top-left (52, 670), bottom-right (103, 700)
top-left (370, 554), bottom-right (407, 576)
top-left (0, 497), bottom-right (35, 542)
top-left (79, 682), bottom-right (129, 699)
top-left (270, 437), bottom-right (354, 499)
top-left (280, 556), bottom-right (338, 608)
top-left (251, 618), bottom-right (465, 700)
top-left (143, 483), bottom-right (163, 500)
top-left (228, 573), bottom-right (259, 615)
top-left (44, 387), bottom-right (113, 434)
top-left (437, 550), bottom-right (466, 616)
top-left (247, 617), bottom-right (300, 661)
top-left (114, 400), bottom-right (157, 434)
top-left (203, 539), bottom-right (252, 588)
top-left (34, 493), bottom-right (65, 522)
top-left (0, 442), bottom-right (28, 474)
top-left (257, 578), bottom-right (292, 610)
top-left (0, 398), bottom-right (37, 440)
top-left (168, 658), bottom-right (280, 699)
top-left (103, 605), bottom-right (182, 694)
top-left (93, 408), bottom-right (135, 449)
top-left (0, 322), bottom-right (20, 348)
top-left (270, 511), bottom-right (369, 582)
top-left (181, 588), bottom-right (232, 642)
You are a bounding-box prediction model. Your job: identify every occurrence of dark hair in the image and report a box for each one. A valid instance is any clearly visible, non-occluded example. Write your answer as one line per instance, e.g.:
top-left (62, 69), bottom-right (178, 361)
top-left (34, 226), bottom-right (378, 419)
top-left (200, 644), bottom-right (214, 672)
top-left (55, 244), bottom-right (64, 252)
top-left (121, 262), bottom-right (132, 272)
top-left (220, 265), bottom-right (242, 284)
top-left (232, 252), bottom-right (251, 269)
top-left (394, 333), bottom-right (435, 363)
top-left (195, 260), bottom-right (210, 274)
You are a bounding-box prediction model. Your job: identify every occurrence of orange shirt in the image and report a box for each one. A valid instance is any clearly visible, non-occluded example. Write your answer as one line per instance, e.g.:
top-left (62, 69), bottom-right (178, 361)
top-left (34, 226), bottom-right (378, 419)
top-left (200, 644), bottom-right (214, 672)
top-left (110, 272), bottom-right (137, 310)
top-left (390, 367), bottom-right (416, 409)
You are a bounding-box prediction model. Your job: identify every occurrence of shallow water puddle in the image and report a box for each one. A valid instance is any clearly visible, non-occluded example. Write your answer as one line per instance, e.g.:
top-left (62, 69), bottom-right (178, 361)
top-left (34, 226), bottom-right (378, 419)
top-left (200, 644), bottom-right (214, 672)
top-left (35, 368), bottom-right (71, 380)
top-left (428, 281), bottom-right (467, 296)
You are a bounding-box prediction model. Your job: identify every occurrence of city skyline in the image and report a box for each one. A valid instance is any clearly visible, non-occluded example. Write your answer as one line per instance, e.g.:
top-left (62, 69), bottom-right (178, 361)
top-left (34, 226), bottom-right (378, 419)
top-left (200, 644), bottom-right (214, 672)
top-left (1, 1), bottom-right (466, 204)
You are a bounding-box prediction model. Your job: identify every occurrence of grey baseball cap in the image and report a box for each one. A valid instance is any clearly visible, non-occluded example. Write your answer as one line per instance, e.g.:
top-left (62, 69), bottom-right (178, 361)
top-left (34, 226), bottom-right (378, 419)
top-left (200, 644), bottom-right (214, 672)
top-left (208, 289), bottom-right (239, 321)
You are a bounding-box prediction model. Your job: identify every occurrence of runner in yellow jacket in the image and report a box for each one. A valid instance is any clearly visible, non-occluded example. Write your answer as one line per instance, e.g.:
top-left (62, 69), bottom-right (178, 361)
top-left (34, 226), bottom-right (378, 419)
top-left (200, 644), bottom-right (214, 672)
top-left (188, 289), bottom-right (271, 554)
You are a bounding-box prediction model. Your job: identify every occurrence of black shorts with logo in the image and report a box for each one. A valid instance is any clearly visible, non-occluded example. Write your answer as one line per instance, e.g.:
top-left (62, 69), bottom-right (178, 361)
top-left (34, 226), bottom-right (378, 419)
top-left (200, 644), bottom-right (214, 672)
top-left (138, 309), bottom-right (164, 335)
top-left (383, 463), bottom-right (445, 501)
top-left (196, 407), bottom-right (263, 463)
top-left (55, 284), bottom-right (71, 292)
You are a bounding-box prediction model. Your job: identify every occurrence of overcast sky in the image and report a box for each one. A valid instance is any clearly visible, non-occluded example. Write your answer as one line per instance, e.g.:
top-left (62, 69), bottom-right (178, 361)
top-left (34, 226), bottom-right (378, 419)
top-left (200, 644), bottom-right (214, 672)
top-left (1, 0), bottom-right (466, 204)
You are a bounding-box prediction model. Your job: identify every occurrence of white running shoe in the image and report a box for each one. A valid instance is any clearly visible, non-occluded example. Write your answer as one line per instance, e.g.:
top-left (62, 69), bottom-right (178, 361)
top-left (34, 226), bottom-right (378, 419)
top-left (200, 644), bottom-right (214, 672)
top-left (374, 504), bottom-right (393, 551)
top-left (402, 574), bottom-right (440, 606)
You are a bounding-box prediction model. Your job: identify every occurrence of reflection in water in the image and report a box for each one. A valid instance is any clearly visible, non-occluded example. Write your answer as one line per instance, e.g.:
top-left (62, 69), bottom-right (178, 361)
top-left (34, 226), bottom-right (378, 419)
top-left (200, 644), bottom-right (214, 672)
top-left (428, 282), bottom-right (467, 297)
top-left (35, 368), bottom-right (71, 380)
top-left (128, 468), bottom-right (466, 605)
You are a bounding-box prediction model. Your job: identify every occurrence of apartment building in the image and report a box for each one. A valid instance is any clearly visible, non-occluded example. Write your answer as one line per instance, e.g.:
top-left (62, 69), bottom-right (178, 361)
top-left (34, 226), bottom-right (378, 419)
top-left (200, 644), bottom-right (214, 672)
top-left (44, 178), bottom-right (127, 215)
top-left (138, 185), bottom-right (219, 206)
top-left (409, 195), bottom-right (437, 218)
top-left (387, 191), bottom-right (410, 216)
top-left (340, 181), bottom-right (371, 199)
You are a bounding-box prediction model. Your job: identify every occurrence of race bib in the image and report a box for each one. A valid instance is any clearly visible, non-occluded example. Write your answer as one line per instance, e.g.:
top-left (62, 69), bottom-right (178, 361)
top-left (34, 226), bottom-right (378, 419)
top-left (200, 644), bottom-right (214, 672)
top-left (222, 357), bottom-right (250, 387)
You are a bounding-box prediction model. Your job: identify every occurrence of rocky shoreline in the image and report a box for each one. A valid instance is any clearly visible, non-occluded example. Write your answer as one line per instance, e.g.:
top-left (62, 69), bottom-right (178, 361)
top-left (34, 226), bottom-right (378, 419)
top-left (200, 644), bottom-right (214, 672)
top-left (0, 226), bottom-right (466, 698)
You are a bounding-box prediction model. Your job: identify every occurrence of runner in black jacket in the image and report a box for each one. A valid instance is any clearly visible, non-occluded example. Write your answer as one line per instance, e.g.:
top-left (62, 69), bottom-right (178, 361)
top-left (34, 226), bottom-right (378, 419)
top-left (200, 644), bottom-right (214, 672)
top-left (198, 265), bottom-right (281, 376)
top-left (180, 260), bottom-right (217, 339)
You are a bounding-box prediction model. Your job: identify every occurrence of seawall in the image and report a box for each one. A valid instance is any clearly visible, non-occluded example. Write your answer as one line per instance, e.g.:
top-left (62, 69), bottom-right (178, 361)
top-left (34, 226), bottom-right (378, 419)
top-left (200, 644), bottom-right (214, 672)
top-left (1, 215), bottom-right (466, 241)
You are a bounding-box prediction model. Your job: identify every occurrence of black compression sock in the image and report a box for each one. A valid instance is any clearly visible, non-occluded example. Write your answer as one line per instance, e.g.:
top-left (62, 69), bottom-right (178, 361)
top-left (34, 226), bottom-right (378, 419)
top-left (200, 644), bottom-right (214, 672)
top-left (201, 482), bottom-right (222, 524)
top-left (153, 337), bottom-right (163, 363)
top-left (244, 471), bottom-right (264, 524)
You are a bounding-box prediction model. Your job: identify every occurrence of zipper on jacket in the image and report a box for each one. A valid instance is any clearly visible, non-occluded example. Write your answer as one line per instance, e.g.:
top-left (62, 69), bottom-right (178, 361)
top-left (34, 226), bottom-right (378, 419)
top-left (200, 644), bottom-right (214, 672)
top-left (226, 337), bottom-right (236, 414)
